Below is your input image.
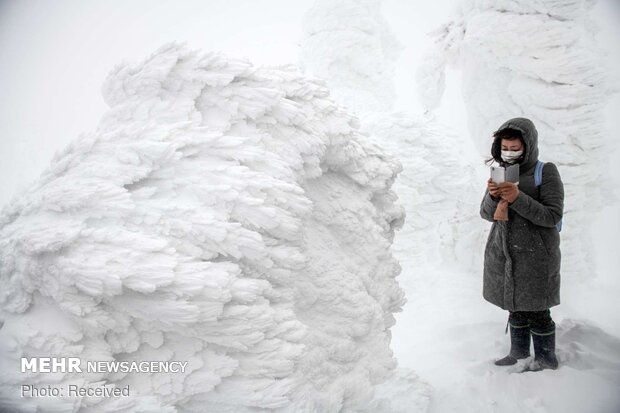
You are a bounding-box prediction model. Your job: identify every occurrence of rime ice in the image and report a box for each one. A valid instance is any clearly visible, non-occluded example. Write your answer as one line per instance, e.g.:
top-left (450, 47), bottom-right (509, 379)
top-left (0, 41), bottom-right (405, 412)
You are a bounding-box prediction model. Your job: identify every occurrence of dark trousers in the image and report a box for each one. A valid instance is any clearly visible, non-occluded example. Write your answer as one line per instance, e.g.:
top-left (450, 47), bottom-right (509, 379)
top-left (508, 309), bottom-right (555, 335)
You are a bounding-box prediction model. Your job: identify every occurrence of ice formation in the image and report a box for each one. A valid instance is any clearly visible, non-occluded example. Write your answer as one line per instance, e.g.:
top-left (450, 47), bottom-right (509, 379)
top-left (0, 41), bottom-right (407, 412)
top-left (301, 0), bottom-right (484, 274)
top-left (300, 0), bottom-right (403, 113)
top-left (416, 0), bottom-right (616, 279)
top-left (360, 113), bottom-right (483, 272)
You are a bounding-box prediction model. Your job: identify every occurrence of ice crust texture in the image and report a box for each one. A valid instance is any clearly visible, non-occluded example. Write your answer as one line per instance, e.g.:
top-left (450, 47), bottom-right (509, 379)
top-left (300, 0), bottom-right (403, 113)
top-left (416, 0), bottom-right (615, 279)
top-left (0, 41), bottom-right (407, 413)
top-left (301, 0), bottom-right (483, 273)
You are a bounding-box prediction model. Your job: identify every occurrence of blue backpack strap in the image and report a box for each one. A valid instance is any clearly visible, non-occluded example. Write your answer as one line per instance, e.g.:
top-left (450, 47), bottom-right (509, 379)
top-left (534, 160), bottom-right (544, 187)
top-left (534, 160), bottom-right (562, 232)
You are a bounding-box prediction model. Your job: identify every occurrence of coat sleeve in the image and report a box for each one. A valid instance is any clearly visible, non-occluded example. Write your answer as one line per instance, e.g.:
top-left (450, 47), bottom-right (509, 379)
top-left (480, 188), bottom-right (500, 222)
top-left (508, 162), bottom-right (564, 228)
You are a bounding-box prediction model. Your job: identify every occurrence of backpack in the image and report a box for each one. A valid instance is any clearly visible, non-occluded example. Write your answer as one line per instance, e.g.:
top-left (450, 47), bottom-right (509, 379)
top-left (534, 160), bottom-right (562, 232)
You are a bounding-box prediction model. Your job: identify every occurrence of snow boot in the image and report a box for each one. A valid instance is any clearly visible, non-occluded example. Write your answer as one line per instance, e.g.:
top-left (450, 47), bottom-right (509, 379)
top-left (495, 323), bottom-right (531, 366)
top-left (527, 327), bottom-right (559, 371)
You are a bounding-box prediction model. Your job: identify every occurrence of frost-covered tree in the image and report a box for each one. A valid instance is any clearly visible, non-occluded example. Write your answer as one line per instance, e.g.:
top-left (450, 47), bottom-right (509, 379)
top-left (417, 0), bottom-right (616, 279)
top-left (360, 112), bottom-right (482, 271)
top-left (0, 42), bottom-right (407, 413)
top-left (300, 0), bottom-right (403, 113)
top-left (301, 0), bottom-right (484, 273)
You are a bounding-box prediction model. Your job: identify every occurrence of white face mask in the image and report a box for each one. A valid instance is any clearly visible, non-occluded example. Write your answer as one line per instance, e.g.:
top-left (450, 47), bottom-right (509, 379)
top-left (501, 149), bottom-right (523, 163)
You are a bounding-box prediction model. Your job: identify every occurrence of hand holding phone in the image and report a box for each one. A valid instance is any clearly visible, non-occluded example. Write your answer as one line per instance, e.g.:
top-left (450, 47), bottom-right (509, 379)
top-left (496, 182), bottom-right (520, 203)
top-left (487, 178), bottom-right (501, 197)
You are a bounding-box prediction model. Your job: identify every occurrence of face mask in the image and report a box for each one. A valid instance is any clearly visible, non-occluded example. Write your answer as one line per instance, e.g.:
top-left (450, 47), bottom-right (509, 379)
top-left (501, 149), bottom-right (523, 163)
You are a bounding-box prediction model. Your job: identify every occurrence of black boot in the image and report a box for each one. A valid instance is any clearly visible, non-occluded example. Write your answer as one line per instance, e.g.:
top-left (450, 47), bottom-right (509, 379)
top-left (529, 327), bottom-right (559, 371)
top-left (495, 323), bottom-right (531, 366)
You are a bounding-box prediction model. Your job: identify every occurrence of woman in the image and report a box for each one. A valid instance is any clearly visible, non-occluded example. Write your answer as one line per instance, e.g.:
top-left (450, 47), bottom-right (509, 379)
top-left (480, 117), bottom-right (564, 372)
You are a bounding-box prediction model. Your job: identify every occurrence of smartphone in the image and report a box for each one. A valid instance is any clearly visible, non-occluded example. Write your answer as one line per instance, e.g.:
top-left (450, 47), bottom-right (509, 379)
top-left (490, 166), bottom-right (505, 183)
top-left (490, 164), bottom-right (519, 184)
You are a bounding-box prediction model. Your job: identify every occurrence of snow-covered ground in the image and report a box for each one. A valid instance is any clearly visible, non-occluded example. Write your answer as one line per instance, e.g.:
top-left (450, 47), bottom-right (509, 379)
top-left (391, 244), bottom-right (620, 413)
top-left (388, 153), bottom-right (620, 413)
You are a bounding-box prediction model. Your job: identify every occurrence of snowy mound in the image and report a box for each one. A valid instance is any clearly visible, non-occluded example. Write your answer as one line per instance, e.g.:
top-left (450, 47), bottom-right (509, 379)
top-left (0, 41), bottom-right (407, 413)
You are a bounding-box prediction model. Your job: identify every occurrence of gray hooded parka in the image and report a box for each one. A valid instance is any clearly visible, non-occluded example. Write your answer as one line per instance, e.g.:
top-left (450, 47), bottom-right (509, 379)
top-left (480, 117), bottom-right (564, 312)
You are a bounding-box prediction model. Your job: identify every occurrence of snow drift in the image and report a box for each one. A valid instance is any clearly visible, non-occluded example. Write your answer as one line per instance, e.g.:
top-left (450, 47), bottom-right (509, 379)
top-left (0, 41), bottom-right (407, 413)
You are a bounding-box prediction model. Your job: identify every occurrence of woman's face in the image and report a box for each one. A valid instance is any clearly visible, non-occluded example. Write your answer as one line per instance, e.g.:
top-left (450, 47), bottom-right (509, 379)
top-left (501, 138), bottom-right (523, 152)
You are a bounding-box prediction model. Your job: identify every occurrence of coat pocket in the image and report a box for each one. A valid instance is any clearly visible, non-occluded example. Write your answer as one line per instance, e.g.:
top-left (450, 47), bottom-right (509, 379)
top-left (508, 220), bottom-right (546, 255)
top-left (538, 227), bottom-right (559, 256)
top-left (535, 230), bottom-right (550, 256)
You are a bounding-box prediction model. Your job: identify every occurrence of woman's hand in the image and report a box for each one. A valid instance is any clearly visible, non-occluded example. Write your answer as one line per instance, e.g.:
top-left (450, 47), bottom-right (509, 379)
top-left (497, 182), bottom-right (520, 203)
top-left (487, 178), bottom-right (501, 197)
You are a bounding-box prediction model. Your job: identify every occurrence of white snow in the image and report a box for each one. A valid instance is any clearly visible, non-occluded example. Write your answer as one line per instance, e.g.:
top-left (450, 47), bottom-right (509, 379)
top-left (300, 0), bottom-right (403, 113)
top-left (301, 0), bottom-right (620, 412)
top-left (299, 0), bottom-right (486, 274)
top-left (416, 0), bottom-right (617, 282)
top-left (0, 0), bottom-right (619, 412)
top-left (401, 0), bottom-right (620, 412)
top-left (0, 42), bottom-right (407, 412)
